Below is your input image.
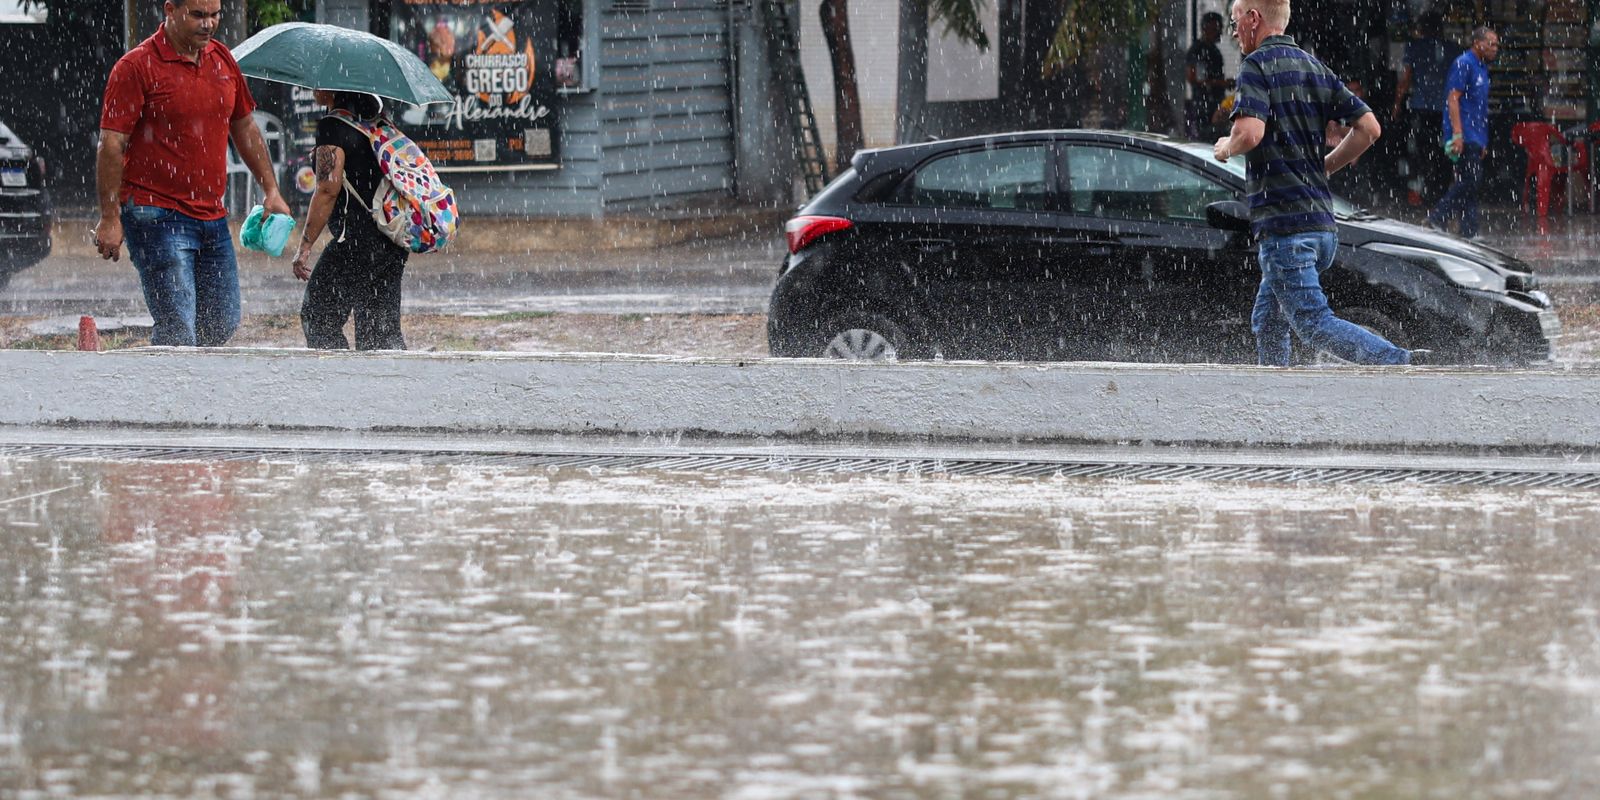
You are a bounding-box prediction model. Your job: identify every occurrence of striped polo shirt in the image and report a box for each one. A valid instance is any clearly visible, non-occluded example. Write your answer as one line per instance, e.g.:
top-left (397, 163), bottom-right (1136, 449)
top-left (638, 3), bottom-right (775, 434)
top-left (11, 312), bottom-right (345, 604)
top-left (1231, 35), bottom-right (1370, 236)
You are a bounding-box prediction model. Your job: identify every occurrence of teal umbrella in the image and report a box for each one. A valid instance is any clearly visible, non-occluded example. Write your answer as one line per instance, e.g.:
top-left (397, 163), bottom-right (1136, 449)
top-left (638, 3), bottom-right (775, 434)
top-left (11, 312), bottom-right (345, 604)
top-left (232, 22), bottom-right (453, 107)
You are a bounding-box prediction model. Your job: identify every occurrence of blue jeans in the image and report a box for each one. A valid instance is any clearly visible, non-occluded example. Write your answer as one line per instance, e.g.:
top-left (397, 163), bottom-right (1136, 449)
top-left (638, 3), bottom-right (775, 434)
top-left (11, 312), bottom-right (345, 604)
top-left (121, 202), bottom-right (240, 347)
top-left (1427, 144), bottom-right (1483, 238)
top-left (1252, 231), bottom-right (1410, 366)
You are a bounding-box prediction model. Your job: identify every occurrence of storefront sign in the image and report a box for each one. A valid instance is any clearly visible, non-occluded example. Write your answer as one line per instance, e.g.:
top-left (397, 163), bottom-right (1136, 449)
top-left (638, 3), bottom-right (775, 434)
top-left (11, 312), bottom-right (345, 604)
top-left (390, 0), bottom-right (561, 171)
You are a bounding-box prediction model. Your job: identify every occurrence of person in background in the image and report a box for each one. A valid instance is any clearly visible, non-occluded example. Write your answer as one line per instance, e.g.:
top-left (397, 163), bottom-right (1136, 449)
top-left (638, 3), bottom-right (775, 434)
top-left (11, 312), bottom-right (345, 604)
top-left (426, 20), bottom-right (455, 82)
top-left (1426, 26), bottom-right (1498, 240)
top-left (1214, 0), bottom-right (1427, 366)
top-left (94, 0), bottom-right (291, 347)
top-left (1392, 12), bottom-right (1453, 203)
top-left (291, 91), bottom-right (410, 351)
top-left (1186, 12), bottom-right (1233, 141)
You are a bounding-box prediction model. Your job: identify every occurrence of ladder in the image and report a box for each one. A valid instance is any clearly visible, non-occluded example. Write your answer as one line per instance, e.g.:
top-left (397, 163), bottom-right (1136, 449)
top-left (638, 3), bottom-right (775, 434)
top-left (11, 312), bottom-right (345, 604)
top-left (759, 0), bottom-right (831, 195)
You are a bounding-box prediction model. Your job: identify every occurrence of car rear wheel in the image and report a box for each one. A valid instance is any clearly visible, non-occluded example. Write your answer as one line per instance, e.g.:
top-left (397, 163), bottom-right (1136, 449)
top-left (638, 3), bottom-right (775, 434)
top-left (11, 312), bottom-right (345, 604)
top-left (818, 312), bottom-right (915, 362)
top-left (1309, 308), bottom-right (1413, 365)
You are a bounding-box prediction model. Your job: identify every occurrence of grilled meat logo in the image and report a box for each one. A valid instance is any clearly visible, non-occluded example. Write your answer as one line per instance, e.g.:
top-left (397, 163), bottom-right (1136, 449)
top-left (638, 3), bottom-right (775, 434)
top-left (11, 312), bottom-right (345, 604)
top-left (466, 10), bottom-right (535, 106)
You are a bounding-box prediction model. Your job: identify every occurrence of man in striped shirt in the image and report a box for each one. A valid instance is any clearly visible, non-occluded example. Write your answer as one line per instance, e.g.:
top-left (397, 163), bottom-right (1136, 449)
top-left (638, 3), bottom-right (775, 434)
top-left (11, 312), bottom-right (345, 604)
top-left (1212, 0), bottom-right (1423, 366)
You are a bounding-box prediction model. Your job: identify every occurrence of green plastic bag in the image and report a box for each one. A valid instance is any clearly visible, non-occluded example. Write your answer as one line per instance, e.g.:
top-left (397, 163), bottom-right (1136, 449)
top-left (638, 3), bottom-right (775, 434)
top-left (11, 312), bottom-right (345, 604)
top-left (239, 204), bottom-right (297, 257)
top-left (240, 204), bottom-right (266, 250)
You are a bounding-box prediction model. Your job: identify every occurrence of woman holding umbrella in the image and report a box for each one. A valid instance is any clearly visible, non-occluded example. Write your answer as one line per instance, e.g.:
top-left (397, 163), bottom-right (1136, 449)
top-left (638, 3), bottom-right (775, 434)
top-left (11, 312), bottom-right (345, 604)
top-left (231, 22), bottom-right (456, 351)
top-left (290, 91), bottom-right (409, 350)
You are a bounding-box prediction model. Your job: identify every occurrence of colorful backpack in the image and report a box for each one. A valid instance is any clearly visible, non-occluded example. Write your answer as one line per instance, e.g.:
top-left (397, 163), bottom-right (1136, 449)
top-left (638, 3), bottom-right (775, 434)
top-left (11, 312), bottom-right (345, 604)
top-left (325, 109), bottom-right (458, 254)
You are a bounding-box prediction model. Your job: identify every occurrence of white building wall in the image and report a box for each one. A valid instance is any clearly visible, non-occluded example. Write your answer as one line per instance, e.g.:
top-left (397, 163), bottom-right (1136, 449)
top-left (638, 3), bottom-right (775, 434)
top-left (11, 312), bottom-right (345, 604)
top-left (799, 0), bottom-right (901, 156)
top-left (924, 2), bottom-right (999, 103)
top-left (1189, 0), bottom-right (1241, 80)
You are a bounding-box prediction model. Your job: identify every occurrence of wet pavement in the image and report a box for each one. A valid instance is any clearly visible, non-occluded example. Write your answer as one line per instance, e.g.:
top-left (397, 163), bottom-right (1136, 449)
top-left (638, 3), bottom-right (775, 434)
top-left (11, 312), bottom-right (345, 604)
top-left (5, 207), bottom-right (1600, 320)
top-left (0, 234), bottom-right (784, 318)
top-left (5, 448), bottom-right (1600, 797)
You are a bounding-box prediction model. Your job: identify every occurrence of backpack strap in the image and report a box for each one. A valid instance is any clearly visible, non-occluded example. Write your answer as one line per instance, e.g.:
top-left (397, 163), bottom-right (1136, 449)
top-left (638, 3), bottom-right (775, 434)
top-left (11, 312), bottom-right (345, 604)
top-left (320, 112), bottom-right (379, 234)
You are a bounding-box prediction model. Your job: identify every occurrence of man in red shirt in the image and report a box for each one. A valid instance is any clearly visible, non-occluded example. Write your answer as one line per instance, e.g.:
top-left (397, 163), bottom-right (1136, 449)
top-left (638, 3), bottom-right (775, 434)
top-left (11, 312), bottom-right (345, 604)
top-left (94, 0), bottom-right (291, 347)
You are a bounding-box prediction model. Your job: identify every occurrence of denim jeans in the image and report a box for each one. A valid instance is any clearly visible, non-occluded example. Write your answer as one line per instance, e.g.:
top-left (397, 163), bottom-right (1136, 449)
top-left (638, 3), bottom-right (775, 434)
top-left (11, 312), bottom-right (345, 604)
top-left (1427, 144), bottom-right (1483, 238)
top-left (1252, 231), bottom-right (1410, 366)
top-left (121, 202), bottom-right (240, 347)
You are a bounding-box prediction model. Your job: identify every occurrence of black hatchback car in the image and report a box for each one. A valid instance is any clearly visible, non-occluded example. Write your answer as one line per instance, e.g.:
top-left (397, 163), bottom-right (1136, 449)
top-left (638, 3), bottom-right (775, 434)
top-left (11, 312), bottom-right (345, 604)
top-left (767, 130), bottom-right (1559, 365)
top-left (0, 115), bottom-right (51, 291)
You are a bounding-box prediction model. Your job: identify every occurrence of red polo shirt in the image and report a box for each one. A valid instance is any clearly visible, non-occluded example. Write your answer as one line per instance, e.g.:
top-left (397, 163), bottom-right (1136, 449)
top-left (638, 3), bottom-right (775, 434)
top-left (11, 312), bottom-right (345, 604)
top-left (100, 26), bottom-right (255, 221)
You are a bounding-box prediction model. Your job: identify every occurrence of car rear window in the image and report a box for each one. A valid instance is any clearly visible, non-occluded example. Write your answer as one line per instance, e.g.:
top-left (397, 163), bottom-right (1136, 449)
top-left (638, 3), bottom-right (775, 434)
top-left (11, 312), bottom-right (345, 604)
top-left (895, 145), bottom-right (1054, 211)
top-left (1064, 146), bottom-right (1233, 222)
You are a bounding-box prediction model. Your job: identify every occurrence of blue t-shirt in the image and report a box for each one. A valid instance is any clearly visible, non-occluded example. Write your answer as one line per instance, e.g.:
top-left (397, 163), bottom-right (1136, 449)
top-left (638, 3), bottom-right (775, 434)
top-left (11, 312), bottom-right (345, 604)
top-left (1403, 37), bottom-right (1451, 112)
top-left (1441, 50), bottom-right (1490, 147)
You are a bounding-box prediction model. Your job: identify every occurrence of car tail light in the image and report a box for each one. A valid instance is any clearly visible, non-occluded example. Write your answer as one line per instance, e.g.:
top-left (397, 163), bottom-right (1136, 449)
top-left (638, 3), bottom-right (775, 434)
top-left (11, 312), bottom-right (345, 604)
top-left (785, 215), bottom-right (852, 254)
top-left (31, 156), bottom-right (46, 186)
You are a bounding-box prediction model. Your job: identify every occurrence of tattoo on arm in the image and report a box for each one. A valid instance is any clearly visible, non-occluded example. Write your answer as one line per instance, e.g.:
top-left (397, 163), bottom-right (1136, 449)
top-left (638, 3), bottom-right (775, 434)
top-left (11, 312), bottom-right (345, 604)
top-left (313, 146), bottom-right (339, 182)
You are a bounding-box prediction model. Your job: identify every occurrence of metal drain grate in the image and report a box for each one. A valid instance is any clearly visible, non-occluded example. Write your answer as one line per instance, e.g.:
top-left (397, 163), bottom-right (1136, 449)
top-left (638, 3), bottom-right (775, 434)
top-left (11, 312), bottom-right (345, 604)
top-left (3, 443), bottom-right (1599, 489)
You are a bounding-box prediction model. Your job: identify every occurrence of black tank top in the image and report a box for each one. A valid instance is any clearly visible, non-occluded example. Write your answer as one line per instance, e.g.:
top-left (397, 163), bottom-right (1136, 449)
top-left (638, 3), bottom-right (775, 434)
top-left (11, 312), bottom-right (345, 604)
top-left (315, 114), bottom-right (386, 239)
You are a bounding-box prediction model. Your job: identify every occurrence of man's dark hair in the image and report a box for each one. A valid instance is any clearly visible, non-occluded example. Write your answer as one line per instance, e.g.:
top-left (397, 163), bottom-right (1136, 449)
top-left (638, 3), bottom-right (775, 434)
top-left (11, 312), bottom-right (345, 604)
top-left (1202, 11), bottom-right (1224, 26)
top-left (332, 91), bottom-right (383, 120)
top-left (1470, 25), bottom-right (1495, 43)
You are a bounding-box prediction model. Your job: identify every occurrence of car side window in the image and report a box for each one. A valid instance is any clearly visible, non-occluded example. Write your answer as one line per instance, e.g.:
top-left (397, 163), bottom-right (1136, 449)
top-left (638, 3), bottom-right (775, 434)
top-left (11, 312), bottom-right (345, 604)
top-left (1064, 146), bottom-right (1233, 222)
top-left (897, 145), bottom-right (1054, 211)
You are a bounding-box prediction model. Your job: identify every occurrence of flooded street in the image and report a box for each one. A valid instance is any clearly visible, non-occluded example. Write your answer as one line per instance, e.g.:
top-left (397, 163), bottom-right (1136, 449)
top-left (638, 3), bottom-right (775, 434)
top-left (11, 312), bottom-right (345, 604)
top-left (5, 455), bottom-right (1600, 797)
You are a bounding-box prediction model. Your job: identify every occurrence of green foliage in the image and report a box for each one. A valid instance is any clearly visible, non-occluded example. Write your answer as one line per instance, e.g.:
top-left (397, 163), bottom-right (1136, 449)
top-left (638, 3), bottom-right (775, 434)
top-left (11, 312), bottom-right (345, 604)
top-left (249, 0), bottom-right (300, 30)
top-left (1044, 0), bottom-right (1160, 75)
top-left (911, 0), bottom-right (1160, 68)
top-left (920, 0), bottom-right (990, 51)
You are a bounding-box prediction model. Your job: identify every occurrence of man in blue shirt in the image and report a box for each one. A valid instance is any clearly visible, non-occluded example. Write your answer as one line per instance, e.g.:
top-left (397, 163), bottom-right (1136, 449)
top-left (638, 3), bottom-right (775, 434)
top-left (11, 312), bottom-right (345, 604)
top-left (1214, 0), bottom-right (1420, 366)
top-left (1426, 27), bottom-right (1499, 239)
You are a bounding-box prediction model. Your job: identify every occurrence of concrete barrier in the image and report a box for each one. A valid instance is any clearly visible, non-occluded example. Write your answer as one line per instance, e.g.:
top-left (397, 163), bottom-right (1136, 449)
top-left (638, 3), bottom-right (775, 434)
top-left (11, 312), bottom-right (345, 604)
top-left (3, 348), bottom-right (1599, 450)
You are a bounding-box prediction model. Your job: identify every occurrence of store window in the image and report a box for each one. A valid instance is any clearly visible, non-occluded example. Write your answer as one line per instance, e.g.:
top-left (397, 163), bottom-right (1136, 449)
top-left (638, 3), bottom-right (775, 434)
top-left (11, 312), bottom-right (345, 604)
top-left (388, 0), bottom-right (584, 171)
top-left (1440, 2), bottom-right (1589, 121)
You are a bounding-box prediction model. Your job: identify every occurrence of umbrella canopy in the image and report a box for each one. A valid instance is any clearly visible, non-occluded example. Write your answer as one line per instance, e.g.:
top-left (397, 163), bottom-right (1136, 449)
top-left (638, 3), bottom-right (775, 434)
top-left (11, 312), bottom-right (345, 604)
top-left (232, 22), bottom-right (453, 107)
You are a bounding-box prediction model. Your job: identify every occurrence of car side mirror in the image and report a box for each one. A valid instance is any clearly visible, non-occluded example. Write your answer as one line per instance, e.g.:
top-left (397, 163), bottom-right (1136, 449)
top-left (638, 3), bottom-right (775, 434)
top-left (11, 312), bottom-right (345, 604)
top-left (1205, 200), bottom-right (1251, 232)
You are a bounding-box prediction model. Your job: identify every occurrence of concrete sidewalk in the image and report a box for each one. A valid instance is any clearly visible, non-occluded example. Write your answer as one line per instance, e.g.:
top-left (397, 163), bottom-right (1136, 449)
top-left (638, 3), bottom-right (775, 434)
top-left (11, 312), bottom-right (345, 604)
top-left (5, 347), bottom-right (1599, 451)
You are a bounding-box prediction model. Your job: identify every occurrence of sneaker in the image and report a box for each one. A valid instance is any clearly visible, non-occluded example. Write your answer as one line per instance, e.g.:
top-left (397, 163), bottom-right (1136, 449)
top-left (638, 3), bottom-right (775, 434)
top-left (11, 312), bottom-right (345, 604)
top-left (1407, 349), bottom-right (1436, 366)
top-left (1423, 219), bottom-right (1446, 233)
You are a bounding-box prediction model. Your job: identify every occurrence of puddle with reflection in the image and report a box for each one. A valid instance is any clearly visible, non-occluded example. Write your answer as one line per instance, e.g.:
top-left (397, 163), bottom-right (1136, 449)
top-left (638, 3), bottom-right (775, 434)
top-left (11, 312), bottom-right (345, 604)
top-left (2, 456), bottom-right (1599, 797)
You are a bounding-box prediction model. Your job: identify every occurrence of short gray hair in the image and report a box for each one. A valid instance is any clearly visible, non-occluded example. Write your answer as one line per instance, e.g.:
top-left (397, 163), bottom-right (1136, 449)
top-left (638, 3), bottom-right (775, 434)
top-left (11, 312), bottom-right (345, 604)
top-left (1471, 26), bottom-right (1495, 43)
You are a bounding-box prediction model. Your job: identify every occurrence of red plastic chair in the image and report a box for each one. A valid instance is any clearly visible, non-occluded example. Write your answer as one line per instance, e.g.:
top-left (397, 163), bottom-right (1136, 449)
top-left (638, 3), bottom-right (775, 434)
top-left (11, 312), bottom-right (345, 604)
top-left (1511, 121), bottom-right (1574, 219)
